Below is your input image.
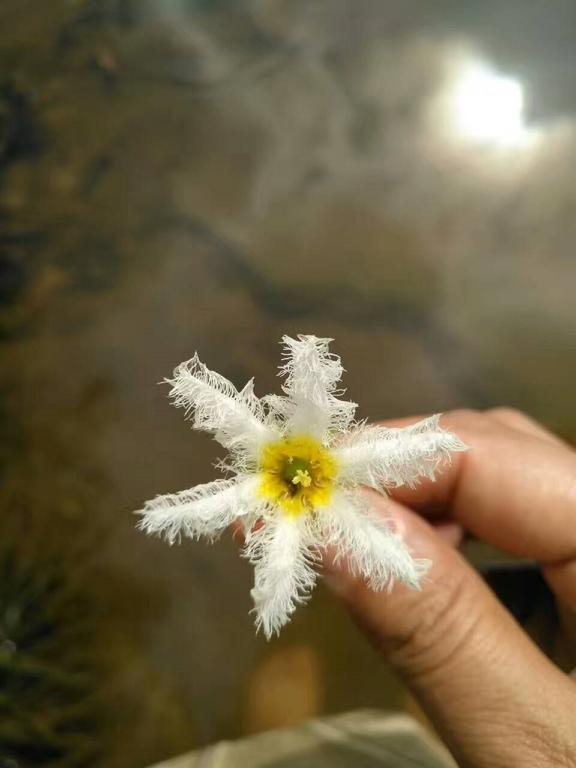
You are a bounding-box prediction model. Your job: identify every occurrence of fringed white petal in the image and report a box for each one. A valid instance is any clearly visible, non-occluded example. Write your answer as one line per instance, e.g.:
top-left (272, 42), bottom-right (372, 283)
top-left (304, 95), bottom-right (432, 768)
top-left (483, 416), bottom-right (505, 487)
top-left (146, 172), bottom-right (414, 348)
top-left (277, 335), bottom-right (357, 440)
top-left (260, 393), bottom-right (294, 427)
top-left (244, 514), bottom-right (317, 639)
top-left (334, 415), bottom-right (468, 491)
top-left (137, 476), bottom-right (260, 544)
top-left (168, 355), bottom-right (277, 455)
top-left (317, 491), bottom-right (430, 590)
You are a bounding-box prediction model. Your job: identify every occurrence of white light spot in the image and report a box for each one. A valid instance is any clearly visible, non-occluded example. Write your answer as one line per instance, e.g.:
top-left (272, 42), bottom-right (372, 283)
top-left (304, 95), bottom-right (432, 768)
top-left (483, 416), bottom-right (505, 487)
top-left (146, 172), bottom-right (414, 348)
top-left (452, 62), bottom-right (529, 147)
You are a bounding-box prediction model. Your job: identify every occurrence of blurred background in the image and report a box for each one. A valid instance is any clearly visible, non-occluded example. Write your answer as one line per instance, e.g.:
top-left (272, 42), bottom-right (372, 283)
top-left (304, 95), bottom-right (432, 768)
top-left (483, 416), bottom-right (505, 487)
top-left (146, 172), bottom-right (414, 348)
top-left (1, 1), bottom-right (576, 766)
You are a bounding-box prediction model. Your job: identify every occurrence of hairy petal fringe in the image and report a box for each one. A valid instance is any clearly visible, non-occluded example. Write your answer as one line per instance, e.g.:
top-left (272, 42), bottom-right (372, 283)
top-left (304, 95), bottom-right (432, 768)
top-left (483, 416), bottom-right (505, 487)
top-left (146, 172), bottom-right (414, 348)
top-left (137, 477), bottom-right (259, 544)
top-left (277, 335), bottom-right (357, 440)
top-left (244, 514), bottom-right (317, 639)
top-left (168, 355), bottom-right (277, 455)
top-left (334, 415), bottom-right (468, 490)
top-left (318, 492), bottom-right (430, 590)
top-left (260, 393), bottom-right (294, 431)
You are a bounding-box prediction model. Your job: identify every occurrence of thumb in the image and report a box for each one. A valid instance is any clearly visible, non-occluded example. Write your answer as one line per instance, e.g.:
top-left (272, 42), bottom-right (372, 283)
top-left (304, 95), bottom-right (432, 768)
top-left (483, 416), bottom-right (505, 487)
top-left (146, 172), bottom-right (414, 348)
top-left (323, 496), bottom-right (576, 768)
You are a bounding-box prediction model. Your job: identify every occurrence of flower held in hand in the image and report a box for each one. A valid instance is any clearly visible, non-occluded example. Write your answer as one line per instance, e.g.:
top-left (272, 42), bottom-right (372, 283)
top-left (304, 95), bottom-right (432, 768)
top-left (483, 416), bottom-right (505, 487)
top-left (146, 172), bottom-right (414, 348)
top-left (138, 335), bottom-right (467, 638)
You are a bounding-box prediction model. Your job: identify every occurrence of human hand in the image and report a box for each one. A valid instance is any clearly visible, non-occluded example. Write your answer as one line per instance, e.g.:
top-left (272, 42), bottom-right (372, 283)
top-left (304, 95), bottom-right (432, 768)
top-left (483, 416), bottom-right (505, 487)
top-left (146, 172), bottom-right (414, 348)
top-left (323, 409), bottom-right (576, 768)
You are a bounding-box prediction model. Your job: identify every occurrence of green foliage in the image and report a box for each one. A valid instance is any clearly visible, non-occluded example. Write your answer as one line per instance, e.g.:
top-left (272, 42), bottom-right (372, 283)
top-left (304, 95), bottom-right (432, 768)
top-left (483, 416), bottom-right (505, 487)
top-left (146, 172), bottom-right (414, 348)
top-left (0, 538), bottom-right (111, 768)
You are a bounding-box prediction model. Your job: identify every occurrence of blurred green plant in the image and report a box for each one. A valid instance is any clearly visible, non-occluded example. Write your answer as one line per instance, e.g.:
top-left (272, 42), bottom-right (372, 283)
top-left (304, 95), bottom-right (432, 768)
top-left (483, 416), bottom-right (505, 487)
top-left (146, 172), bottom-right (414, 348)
top-left (0, 376), bottom-right (115, 768)
top-left (0, 522), bottom-right (113, 768)
top-left (0, 383), bottom-right (195, 768)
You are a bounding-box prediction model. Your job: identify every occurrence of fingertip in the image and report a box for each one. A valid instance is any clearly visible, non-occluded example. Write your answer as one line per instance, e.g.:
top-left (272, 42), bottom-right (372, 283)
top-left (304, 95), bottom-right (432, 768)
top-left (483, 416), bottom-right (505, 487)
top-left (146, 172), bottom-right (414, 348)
top-left (431, 521), bottom-right (464, 548)
top-left (230, 519), bottom-right (245, 544)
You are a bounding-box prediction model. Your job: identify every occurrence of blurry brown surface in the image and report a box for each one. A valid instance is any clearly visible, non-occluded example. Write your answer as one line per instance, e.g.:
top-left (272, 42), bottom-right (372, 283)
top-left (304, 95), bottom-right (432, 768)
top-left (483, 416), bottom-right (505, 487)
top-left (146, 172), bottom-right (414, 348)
top-left (1, 1), bottom-right (576, 766)
top-left (244, 645), bottom-right (323, 734)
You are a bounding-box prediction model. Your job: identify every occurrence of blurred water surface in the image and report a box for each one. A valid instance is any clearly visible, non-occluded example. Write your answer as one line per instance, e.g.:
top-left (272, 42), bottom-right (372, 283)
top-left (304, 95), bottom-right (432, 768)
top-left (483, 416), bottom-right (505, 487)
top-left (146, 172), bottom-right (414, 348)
top-left (1, 1), bottom-right (576, 765)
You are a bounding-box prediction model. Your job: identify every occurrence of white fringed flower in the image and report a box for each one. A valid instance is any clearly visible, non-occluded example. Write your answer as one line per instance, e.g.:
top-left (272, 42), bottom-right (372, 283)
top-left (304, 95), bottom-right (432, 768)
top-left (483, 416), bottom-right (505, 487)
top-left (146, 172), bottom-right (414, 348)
top-left (138, 335), bottom-right (467, 638)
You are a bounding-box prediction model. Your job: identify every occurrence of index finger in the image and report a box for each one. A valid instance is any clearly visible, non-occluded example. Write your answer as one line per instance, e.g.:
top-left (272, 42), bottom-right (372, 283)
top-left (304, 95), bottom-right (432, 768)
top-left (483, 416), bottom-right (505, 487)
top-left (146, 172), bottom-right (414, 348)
top-left (384, 409), bottom-right (576, 566)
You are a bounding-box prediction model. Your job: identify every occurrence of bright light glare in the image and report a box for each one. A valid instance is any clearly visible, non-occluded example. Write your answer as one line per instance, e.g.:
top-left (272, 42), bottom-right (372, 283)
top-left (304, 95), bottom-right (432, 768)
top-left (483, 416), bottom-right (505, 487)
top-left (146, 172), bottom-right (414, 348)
top-left (452, 63), bottom-right (529, 147)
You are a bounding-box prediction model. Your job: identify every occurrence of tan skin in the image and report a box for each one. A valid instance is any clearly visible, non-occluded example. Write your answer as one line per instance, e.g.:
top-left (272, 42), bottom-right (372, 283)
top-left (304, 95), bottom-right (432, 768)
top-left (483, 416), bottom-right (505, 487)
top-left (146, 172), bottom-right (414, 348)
top-left (323, 409), bottom-right (576, 767)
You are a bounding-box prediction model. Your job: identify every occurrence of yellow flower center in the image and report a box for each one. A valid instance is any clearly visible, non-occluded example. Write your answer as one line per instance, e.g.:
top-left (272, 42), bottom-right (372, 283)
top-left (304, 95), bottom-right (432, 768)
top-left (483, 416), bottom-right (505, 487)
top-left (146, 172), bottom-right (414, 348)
top-left (258, 434), bottom-right (338, 517)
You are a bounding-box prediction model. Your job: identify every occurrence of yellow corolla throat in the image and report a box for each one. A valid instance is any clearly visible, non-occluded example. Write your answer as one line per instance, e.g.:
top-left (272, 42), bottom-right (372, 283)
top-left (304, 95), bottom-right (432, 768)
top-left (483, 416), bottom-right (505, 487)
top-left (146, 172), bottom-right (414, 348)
top-left (258, 434), bottom-right (338, 516)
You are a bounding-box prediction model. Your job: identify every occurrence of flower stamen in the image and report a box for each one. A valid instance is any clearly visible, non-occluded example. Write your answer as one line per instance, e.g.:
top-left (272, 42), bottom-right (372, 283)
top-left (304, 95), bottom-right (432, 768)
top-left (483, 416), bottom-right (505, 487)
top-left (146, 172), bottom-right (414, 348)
top-left (292, 468), bottom-right (312, 488)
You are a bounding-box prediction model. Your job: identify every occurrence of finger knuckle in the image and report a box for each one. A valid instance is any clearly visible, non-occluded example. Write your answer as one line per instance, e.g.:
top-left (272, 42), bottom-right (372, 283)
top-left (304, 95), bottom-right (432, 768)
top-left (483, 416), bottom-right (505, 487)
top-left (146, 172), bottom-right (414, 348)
top-left (383, 571), bottom-right (482, 684)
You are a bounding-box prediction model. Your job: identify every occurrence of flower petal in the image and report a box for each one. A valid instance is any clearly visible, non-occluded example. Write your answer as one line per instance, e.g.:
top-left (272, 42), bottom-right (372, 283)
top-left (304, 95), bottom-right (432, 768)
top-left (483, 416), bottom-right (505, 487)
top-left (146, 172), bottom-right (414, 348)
top-left (244, 514), bottom-right (317, 638)
top-left (168, 355), bottom-right (277, 455)
top-left (318, 491), bottom-right (430, 589)
top-left (278, 335), bottom-right (357, 440)
top-left (137, 476), bottom-right (259, 544)
top-left (334, 415), bottom-right (468, 490)
top-left (260, 393), bottom-right (294, 424)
